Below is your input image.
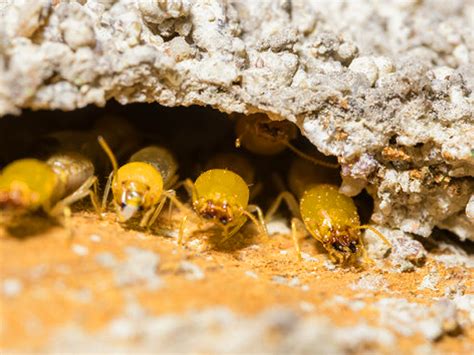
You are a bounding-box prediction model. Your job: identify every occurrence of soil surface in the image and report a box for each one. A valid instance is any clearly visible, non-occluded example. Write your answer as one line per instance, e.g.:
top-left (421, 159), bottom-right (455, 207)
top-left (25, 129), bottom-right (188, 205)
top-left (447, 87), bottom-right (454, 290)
top-left (1, 209), bottom-right (473, 353)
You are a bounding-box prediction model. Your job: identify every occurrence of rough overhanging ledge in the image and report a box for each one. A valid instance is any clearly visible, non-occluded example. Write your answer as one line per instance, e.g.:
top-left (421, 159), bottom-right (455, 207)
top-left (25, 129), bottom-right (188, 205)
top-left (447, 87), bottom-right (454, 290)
top-left (0, 0), bottom-right (473, 242)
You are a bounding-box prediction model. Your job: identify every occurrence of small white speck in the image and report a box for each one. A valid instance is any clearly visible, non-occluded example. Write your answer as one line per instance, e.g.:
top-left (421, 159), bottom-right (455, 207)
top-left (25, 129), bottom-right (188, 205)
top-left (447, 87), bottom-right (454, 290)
top-left (188, 239), bottom-right (202, 249)
top-left (179, 261), bottom-right (205, 281)
top-left (95, 252), bottom-right (117, 268)
top-left (300, 301), bottom-right (315, 312)
top-left (349, 300), bottom-right (366, 311)
top-left (301, 285), bottom-right (310, 292)
top-left (271, 275), bottom-right (288, 285)
top-left (108, 318), bottom-right (136, 338)
top-left (280, 250), bottom-right (289, 255)
top-left (323, 260), bottom-right (336, 271)
top-left (71, 244), bottom-right (89, 256)
top-left (2, 278), bottom-right (23, 297)
top-left (301, 252), bottom-right (318, 262)
top-left (136, 233), bottom-right (147, 240)
top-left (90, 234), bottom-right (101, 242)
top-left (288, 277), bottom-right (300, 287)
top-left (418, 273), bottom-right (439, 291)
top-left (244, 271), bottom-right (259, 279)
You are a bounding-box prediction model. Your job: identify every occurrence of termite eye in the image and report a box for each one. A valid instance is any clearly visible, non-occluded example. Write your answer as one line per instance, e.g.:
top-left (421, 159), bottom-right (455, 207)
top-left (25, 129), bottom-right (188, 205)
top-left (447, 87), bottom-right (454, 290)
top-left (120, 202), bottom-right (126, 208)
top-left (332, 243), bottom-right (344, 252)
top-left (219, 217), bottom-right (228, 225)
top-left (349, 243), bottom-right (357, 253)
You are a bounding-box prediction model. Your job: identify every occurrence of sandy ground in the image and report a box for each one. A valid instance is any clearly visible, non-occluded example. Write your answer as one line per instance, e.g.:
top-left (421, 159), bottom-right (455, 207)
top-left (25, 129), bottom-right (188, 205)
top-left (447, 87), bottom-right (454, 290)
top-left (1, 209), bottom-right (473, 353)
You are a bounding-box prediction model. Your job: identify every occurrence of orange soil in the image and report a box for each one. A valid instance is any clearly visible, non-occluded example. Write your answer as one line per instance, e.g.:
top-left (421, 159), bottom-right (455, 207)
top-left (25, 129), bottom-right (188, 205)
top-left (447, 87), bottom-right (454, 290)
top-left (1, 211), bottom-right (473, 353)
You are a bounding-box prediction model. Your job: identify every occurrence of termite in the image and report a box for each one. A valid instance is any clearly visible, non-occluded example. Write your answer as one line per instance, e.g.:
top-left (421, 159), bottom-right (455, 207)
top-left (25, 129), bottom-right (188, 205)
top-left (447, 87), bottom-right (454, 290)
top-left (235, 113), bottom-right (338, 168)
top-left (179, 167), bottom-right (267, 244)
top-left (0, 152), bottom-right (99, 223)
top-left (98, 137), bottom-right (183, 227)
top-left (266, 158), bottom-right (390, 266)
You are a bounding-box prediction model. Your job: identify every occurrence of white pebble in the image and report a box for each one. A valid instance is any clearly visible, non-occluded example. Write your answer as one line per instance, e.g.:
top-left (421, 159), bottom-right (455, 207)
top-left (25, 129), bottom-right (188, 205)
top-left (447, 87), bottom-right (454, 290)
top-left (349, 56), bottom-right (378, 86)
top-left (2, 278), bottom-right (23, 297)
top-left (323, 260), bottom-right (336, 271)
top-left (244, 271), bottom-right (259, 279)
top-left (90, 234), bottom-right (101, 242)
top-left (179, 261), bottom-right (205, 281)
top-left (288, 277), bottom-right (300, 287)
top-left (301, 285), bottom-right (310, 292)
top-left (71, 244), bottom-right (89, 256)
top-left (301, 252), bottom-right (318, 262)
top-left (95, 252), bottom-right (117, 268)
top-left (271, 275), bottom-right (288, 285)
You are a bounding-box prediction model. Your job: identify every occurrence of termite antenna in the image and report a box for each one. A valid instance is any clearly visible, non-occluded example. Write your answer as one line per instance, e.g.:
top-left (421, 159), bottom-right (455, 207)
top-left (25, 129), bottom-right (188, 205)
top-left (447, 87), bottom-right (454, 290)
top-left (97, 136), bottom-right (118, 178)
top-left (284, 141), bottom-right (339, 169)
top-left (357, 224), bottom-right (392, 248)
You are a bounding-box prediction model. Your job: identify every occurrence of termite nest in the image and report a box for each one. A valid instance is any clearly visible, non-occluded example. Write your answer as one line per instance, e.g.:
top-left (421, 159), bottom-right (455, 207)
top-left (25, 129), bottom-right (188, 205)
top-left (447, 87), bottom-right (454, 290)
top-left (0, 103), bottom-right (388, 267)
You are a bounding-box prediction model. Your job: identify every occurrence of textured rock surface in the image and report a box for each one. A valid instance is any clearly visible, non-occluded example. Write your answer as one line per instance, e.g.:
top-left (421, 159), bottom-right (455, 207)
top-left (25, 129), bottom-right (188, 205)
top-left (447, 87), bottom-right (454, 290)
top-left (0, 0), bottom-right (473, 240)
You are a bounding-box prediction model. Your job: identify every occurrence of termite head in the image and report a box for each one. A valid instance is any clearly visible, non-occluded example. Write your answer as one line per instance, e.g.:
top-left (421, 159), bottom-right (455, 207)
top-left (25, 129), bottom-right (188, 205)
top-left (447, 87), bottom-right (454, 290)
top-left (112, 162), bottom-right (163, 222)
top-left (324, 228), bottom-right (363, 264)
top-left (117, 180), bottom-right (148, 222)
top-left (192, 169), bottom-right (249, 229)
top-left (0, 181), bottom-right (40, 210)
top-left (0, 159), bottom-right (57, 212)
top-left (235, 114), bottom-right (297, 155)
top-left (195, 199), bottom-right (235, 227)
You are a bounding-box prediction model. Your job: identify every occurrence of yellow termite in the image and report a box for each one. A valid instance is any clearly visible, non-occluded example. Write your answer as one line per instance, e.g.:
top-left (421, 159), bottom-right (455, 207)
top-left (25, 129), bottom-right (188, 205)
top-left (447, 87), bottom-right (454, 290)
top-left (98, 137), bottom-right (183, 227)
top-left (0, 152), bottom-right (99, 221)
top-left (179, 168), bottom-right (267, 244)
top-left (235, 113), bottom-right (339, 168)
top-left (266, 158), bottom-right (390, 266)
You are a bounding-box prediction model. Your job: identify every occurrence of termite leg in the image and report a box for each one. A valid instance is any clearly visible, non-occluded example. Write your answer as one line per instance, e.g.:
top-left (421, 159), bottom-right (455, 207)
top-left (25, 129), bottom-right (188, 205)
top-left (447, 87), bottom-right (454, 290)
top-left (359, 242), bottom-right (374, 267)
top-left (51, 176), bottom-right (100, 217)
top-left (265, 191), bottom-right (300, 222)
top-left (63, 205), bottom-right (73, 238)
top-left (290, 217), bottom-right (303, 261)
top-left (241, 207), bottom-right (267, 238)
top-left (247, 204), bottom-right (267, 235)
top-left (162, 190), bottom-right (187, 213)
top-left (177, 215), bottom-right (188, 245)
top-left (102, 172), bottom-right (113, 211)
top-left (219, 215), bottom-right (247, 244)
top-left (147, 190), bottom-right (188, 229)
top-left (141, 198), bottom-right (166, 228)
top-left (174, 178), bottom-right (196, 198)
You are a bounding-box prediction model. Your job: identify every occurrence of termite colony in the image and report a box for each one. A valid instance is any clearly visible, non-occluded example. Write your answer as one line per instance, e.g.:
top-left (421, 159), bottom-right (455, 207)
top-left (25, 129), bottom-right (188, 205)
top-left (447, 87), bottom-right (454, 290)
top-left (0, 105), bottom-right (389, 267)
